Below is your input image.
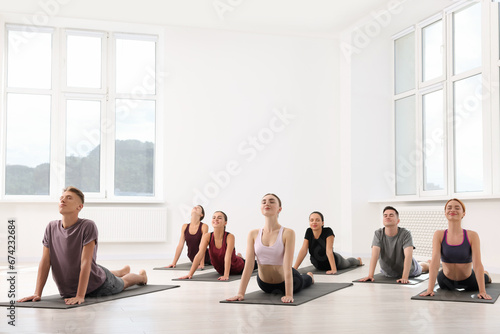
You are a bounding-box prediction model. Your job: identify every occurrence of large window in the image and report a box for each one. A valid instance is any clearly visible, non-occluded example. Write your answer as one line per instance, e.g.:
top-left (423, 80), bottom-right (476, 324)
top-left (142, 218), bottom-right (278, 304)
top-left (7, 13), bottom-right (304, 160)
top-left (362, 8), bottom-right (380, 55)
top-left (393, 1), bottom-right (495, 197)
top-left (1, 19), bottom-right (163, 201)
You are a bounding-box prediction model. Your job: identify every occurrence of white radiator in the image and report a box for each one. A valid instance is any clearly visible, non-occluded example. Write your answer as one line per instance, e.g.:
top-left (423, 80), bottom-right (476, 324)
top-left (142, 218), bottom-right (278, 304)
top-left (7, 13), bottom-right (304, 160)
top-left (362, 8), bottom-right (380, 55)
top-left (398, 207), bottom-right (448, 258)
top-left (82, 207), bottom-right (167, 242)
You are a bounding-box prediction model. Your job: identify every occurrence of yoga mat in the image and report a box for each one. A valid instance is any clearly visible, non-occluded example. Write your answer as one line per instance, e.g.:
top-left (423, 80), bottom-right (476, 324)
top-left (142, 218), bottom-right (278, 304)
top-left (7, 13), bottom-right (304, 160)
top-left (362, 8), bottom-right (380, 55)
top-left (220, 282), bottom-right (353, 306)
top-left (297, 264), bottom-right (362, 276)
top-left (411, 283), bottom-right (500, 304)
top-left (0, 285), bottom-right (179, 309)
top-left (172, 270), bottom-right (257, 282)
top-left (153, 262), bottom-right (213, 271)
top-left (353, 273), bottom-right (429, 285)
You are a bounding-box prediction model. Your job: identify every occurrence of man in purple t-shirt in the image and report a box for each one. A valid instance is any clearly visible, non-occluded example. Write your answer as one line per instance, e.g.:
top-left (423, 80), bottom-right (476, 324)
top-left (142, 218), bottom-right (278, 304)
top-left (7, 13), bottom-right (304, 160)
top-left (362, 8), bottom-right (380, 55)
top-left (18, 186), bottom-right (148, 305)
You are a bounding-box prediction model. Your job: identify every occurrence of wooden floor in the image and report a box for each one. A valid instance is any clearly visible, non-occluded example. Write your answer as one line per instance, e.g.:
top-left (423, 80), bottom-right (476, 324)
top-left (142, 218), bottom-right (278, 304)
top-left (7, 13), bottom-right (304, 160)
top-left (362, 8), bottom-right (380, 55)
top-left (2, 259), bottom-right (500, 334)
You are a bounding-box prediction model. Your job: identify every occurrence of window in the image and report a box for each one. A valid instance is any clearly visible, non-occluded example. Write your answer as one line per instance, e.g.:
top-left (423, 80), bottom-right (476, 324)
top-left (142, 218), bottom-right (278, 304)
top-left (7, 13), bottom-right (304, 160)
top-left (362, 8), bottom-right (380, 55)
top-left (1, 19), bottom-right (163, 201)
top-left (393, 1), bottom-right (495, 197)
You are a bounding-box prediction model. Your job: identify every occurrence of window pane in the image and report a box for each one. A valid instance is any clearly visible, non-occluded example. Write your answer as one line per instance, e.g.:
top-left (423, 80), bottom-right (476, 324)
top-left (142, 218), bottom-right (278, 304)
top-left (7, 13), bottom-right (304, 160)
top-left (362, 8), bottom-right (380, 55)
top-left (5, 94), bottom-right (51, 195)
top-left (66, 100), bottom-right (101, 192)
top-left (116, 38), bottom-right (156, 95)
top-left (7, 28), bottom-right (52, 89)
top-left (67, 34), bottom-right (102, 88)
top-left (395, 95), bottom-right (416, 195)
top-left (454, 74), bottom-right (483, 192)
top-left (453, 3), bottom-right (481, 75)
top-left (422, 90), bottom-right (445, 191)
top-left (422, 20), bottom-right (443, 82)
top-left (394, 32), bottom-right (415, 94)
top-left (115, 99), bottom-right (155, 196)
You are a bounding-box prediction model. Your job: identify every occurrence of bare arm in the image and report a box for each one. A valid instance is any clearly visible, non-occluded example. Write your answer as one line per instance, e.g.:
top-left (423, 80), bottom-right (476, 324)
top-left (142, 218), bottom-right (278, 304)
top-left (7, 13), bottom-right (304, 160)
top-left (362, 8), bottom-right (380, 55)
top-left (218, 233), bottom-right (236, 280)
top-left (166, 224), bottom-right (188, 267)
top-left (397, 246), bottom-right (413, 283)
top-left (293, 238), bottom-right (309, 269)
top-left (282, 228), bottom-right (295, 303)
top-left (325, 235), bottom-right (337, 274)
top-left (359, 246), bottom-right (380, 282)
top-left (226, 230), bottom-right (257, 301)
top-left (65, 241), bottom-right (95, 305)
top-left (198, 223), bottom-right (209, 269)
top-left (420, 230), bottom-right (443, 296)
top-left (469, 231), bottom-right (491, 299)
top-left (178, 233), bottom-right (210, 279)
top-left (18, 246), bottom-right (51, 302)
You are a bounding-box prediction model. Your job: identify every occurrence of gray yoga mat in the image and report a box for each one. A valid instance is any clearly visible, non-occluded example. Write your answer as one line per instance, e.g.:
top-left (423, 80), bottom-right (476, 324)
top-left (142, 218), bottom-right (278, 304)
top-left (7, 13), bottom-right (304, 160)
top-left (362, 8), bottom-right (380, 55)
top-left (297, 264), bottom-right (362, 275)
top-left (0, 285), bottom-right (179, 309)
top-left (153, 262), bottom-right (213, 271)
top-left (220, 282), bottom-right (353, 306)
top-left (353, 273), bottom-right (430, 285)
top-left (411, 283), bottom-right (500, 304)
top-left (172, 270), bottom-right (257, 282)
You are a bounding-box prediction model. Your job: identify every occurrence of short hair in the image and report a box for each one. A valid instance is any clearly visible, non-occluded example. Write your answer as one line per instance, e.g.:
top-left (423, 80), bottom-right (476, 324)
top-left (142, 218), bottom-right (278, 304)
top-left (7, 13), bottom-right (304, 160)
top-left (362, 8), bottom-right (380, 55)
top-left (444, 198), bottom-right (466, 212)
top-left (309, 211), bottom-right (324, 221)
top-left (383, 206), bottom-right (399, 217)
top-left (263, 193), bottom-right (282, 207)
top-left (63, 186), bottom-right (84, 204)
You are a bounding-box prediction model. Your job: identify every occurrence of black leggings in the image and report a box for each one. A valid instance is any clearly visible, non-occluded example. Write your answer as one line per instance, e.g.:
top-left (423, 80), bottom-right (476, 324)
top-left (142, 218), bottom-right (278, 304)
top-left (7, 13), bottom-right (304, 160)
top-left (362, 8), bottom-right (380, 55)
top-left (437, 270), bottom-right (490, 291)
top-left (257, 268), bottom-right (313, 295)
top-left (311, 252), bottom-right (360, 271)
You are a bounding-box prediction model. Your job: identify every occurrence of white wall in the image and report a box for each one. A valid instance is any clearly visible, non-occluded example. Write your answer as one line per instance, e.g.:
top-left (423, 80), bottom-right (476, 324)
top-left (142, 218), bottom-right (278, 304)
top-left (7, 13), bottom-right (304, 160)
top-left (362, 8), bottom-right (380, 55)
top-left (0, 4), bottom-right (341, 262)
top-left (344, 0), bottom-right (500, 272)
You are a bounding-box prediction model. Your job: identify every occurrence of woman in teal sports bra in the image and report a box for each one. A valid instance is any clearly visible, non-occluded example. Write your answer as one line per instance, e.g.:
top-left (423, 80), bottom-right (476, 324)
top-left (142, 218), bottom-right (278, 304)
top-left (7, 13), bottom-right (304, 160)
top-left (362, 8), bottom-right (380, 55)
top-left (419, 198), bottom-right (492, 299)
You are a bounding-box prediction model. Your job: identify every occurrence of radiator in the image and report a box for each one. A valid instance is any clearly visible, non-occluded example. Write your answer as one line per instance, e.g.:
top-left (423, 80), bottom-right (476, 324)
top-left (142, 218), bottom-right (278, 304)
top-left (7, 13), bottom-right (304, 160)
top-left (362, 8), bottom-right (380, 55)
top-left (82, 207), bottom-right (167, 242)
top-left (398, 207), bottom-right (448, 258)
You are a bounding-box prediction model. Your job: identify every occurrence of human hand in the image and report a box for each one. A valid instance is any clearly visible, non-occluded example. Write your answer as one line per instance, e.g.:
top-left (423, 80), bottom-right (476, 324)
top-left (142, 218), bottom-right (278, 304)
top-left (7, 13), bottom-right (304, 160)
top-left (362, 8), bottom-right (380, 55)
top-left (397, 278), bottom-right (409, 284)
top-left (164, 263), bottom-right (176, 268)
top-left (326, 270), bottom-right (337, 275)
top-left (281, 295), bottom-right (294, 303)
top-left (477, 292), bottom-right (492, 300)
top-left (419, 290), bottom-right (435, 297)
top-left (226, 294), bottom-right (244, 301)
top-left (178, 274), bottom-right (192, 280)
top-left (218, 275), bottom-right (229, 281)
top-left (18, 295), bottom-right (41, 303)
top-left (64, 296), bottom-right (85, 305)
top-left (358, 276), bottom-right (374, 282)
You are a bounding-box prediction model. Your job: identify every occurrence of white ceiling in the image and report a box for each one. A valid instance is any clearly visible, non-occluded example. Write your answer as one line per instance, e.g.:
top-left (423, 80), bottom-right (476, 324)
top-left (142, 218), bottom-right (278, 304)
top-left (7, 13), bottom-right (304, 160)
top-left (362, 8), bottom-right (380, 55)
top-left (0, 0), bottom-right (396, 37)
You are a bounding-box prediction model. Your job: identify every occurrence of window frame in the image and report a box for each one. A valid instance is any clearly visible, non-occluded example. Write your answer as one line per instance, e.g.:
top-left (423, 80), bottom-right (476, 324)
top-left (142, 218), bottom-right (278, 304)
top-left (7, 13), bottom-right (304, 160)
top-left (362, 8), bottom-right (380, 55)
top-left (392, 0), bottom-right (498, 199)
top-left (0, 14), bottom-right (164, 203)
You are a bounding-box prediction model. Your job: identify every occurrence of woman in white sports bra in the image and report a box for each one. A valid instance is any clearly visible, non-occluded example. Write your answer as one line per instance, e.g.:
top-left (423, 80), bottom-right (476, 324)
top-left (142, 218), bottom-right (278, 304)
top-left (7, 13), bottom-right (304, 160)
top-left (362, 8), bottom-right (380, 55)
top-left (226, 193), bottom-right (314, 303)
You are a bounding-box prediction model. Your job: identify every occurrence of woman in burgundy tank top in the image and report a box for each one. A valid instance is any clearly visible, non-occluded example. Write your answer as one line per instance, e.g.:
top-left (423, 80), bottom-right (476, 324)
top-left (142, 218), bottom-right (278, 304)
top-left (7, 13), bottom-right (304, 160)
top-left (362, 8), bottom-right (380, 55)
top-left (178, 211), bottom-right (245, 280)
top-left (165, 205), bottom-right (211, 269)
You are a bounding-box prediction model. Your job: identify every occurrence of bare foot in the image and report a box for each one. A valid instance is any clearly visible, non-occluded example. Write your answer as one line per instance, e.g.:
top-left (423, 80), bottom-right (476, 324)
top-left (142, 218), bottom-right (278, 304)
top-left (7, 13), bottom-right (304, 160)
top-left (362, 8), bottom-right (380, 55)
top-left (111, 265), bottom-right (131, 277)
top-left (307, 272), bottom-right (315, 284)
top-left (139, 269), bottom-right (148, 285)
top-left (357, 257), bottom-right (363, 266)
top-left (485, 271), bottom-right (492, 283)
top-left (237, 252), bottom-right (242, 258)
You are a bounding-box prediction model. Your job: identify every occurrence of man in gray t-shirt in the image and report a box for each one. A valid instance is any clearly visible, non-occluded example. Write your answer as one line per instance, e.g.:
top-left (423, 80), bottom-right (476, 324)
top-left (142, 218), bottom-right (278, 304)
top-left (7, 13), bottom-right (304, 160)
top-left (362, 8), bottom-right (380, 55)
top-left (360, 206), bottom-right (429, 283)
top-left (18, 186), bottom-right (148, 305)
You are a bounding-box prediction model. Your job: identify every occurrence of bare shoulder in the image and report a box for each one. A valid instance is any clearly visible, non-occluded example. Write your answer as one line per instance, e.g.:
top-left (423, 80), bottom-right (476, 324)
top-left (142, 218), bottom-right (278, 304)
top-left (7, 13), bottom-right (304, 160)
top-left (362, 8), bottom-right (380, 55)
top-left (248, 229), bottom-right (259, 239)
top-left (282, 227), bottom-right (295, 237)
top-left (466, 230), bottom-right (480, 243)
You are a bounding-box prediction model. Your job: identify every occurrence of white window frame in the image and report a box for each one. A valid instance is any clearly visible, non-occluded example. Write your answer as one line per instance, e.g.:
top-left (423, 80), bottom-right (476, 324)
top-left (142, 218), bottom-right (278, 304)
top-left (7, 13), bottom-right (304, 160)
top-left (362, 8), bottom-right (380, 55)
top-left (392, 0), bottom-right (499, 200)
top-left (0, 14), bottom-right (164, 203)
